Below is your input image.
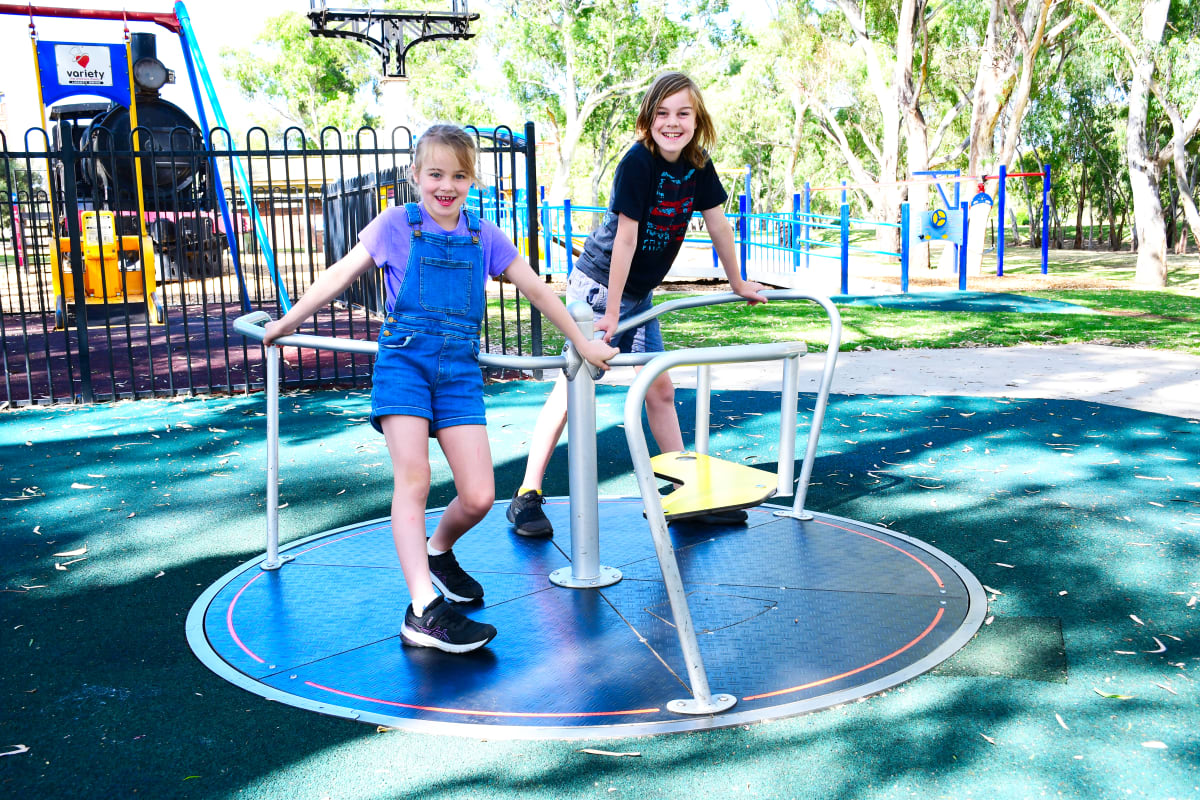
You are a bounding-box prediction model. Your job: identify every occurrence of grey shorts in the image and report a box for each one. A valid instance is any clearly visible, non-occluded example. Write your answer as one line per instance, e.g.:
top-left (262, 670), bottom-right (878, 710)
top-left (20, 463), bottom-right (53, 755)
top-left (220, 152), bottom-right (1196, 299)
top-left (566, 269), bottom-right (664, 354)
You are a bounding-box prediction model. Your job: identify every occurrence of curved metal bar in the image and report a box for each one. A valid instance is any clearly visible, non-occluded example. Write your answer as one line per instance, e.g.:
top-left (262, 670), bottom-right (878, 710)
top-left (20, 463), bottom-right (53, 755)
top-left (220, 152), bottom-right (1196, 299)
top-left (232, 311), bottom-right (569, 371)
top-left (615, 291), bottom-right (842, 516)
top-left (624, 341), bottom-right (808, 716)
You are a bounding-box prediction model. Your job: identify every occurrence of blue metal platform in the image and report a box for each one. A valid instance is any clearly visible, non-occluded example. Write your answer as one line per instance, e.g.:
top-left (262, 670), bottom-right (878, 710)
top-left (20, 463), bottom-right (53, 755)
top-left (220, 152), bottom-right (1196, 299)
top-left (187, 497), bottom-right (986, 739)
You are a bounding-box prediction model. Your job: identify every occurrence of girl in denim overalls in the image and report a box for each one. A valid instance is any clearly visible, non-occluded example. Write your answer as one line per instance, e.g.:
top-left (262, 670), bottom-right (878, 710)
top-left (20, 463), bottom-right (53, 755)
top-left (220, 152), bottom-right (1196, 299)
top-left (264, 125), bottom-right (616, 653)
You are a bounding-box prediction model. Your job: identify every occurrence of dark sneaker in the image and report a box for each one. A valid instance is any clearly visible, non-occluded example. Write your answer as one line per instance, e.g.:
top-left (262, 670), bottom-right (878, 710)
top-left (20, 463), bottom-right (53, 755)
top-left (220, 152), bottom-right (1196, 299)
top-left (428, 548), bottom-right (484, 603)
top-left (506, 489), bottom-right (553, 537)
top-left (686, 508), bottom-right (749, 525)
top-left (401, 596), bottom-right (496, 653)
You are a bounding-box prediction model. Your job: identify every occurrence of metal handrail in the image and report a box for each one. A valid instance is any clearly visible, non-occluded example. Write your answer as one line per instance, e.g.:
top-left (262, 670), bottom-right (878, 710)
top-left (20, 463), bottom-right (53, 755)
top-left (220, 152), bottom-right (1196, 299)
top-left (620, 296), bottom-right (841, 715)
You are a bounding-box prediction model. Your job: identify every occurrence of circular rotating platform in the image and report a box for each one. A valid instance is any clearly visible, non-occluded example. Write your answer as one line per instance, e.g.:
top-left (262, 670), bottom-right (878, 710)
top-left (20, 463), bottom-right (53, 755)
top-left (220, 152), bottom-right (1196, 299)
top-left (187, 498), bottom-right (986, 739)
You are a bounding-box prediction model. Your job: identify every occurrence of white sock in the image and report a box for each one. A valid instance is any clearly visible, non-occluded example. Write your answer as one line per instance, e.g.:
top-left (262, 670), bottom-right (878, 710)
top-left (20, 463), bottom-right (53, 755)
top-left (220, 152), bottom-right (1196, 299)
top-left (412, 595), bottom-right (437, 616)
top-left (427, 540), bottom-right (448, 557)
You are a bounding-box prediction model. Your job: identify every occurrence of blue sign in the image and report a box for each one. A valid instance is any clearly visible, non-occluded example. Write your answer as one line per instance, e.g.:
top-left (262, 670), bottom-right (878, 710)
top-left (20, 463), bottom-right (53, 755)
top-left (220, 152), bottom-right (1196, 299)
top-left (919, 207), bottom-right (964, 243)
top-left (971, 191), bottom-right (994, 207)
top-left (36, 41), bottom-right (130, 108)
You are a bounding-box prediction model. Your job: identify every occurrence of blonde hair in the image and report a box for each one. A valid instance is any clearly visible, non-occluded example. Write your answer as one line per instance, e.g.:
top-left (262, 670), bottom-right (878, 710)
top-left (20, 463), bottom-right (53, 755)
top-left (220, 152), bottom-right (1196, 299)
top-left (411, 124), bottom-right (479, 185)
top-left (635, 72), bottom-right (716, 169)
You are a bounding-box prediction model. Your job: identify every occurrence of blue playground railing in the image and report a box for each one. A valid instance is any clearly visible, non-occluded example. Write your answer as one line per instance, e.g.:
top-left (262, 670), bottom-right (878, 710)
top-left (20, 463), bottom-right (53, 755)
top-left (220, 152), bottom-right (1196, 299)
top-left (529, 192), bottom-right (912, 294)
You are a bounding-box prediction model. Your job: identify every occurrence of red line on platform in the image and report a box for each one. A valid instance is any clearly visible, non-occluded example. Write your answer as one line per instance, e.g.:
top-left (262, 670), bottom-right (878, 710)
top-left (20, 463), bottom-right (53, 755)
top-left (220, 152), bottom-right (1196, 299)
top-left (742, 607), bottom-right (945, 701)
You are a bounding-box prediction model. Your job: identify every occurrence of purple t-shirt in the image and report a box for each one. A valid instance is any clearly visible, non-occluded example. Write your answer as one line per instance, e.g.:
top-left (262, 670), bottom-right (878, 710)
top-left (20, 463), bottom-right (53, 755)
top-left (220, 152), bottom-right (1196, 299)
top-left (358, 203), bottom-right (519, 309)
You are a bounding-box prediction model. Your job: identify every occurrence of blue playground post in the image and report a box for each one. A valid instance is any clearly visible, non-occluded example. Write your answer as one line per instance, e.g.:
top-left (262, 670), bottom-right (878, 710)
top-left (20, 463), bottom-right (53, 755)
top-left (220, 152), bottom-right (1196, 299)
top-left (175, 1), bottom-right (291, 312)
top-left (738, 194), bottom-right (749, 280)
top-left (791, 193), bottom-right (801, 271)
top-left (841, 180), bottom-right (847, 206)
top-left (839, 203), bottom-right (850, 295)
top-left (539, 186), bottom-right (551, 275)
top-left (743, 165), bottom-right (752, 203)
top-left (1041, 164), bottom-right (1050, 274)
top-left (563, 198), bottom-right (574, 275)
top-left (174, 2), bottom-right (252, 312)
top-left (958, 201), bottom-right (969, 291)
top-left (803, 182), bottom-right (812, 271)
top-left (900, 202), bottom-right (910, 294)
top-left (997, 164), bottom-right (1007, 277)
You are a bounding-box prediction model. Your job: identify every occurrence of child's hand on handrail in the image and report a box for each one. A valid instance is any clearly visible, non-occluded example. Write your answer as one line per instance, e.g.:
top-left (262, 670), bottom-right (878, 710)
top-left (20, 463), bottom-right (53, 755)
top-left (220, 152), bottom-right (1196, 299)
top-left (262, 319), bottom-right (292, 347)
top-left (578, 338), bottom-right (619, 371)
top-left (732, 279), bottom-right (769, 305)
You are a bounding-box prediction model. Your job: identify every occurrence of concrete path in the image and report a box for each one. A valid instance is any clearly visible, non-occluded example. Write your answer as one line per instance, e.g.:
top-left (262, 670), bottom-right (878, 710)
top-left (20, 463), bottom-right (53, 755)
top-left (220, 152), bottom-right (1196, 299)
top-left (603, 343), bottom-right (1200, 419)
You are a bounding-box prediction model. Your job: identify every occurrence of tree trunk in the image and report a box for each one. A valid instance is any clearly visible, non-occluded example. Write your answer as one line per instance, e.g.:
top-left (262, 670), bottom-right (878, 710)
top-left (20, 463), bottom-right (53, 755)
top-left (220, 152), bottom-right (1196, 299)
top-left (1120, 0), bottom-right (1171, 285)
top-left (1074, 160), bottom-right (1086, 250)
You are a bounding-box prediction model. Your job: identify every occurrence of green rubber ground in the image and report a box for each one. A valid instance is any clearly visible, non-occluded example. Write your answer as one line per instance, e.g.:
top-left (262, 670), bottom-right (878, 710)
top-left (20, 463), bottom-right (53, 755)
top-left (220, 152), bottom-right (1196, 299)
top-left (1, 383), bottom-right (1196, 799)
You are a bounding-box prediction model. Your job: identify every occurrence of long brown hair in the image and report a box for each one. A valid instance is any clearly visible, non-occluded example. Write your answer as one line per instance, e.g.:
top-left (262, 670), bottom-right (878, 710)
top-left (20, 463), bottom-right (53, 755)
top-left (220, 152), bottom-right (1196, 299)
top-left (634, 72), bottom-right (716, 169)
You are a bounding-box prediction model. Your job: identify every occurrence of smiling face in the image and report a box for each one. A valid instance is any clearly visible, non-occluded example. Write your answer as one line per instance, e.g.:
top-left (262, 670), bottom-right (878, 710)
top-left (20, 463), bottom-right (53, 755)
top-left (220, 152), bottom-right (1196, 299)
top-left (415, 144), bottom-right (475, 230)
top-left (649, 88), bottom-right (697, 163)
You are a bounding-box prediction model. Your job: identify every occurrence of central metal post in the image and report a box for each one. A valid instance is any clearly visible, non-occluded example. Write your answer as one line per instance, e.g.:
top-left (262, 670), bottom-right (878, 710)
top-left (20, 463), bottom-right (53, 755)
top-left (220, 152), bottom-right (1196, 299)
top-left (549, 302), bottom-right (621, 589)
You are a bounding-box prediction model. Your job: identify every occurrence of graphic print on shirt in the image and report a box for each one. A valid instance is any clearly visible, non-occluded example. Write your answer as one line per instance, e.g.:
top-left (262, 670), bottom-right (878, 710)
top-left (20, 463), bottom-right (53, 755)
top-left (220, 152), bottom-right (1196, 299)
top-left (642, 167), bottom-right (697, 253)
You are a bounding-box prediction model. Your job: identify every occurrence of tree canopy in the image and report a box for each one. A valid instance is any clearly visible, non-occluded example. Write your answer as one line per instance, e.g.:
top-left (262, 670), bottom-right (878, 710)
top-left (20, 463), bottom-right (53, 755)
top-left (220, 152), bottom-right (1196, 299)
top-left (221, 0), bottom-right (1200, 286)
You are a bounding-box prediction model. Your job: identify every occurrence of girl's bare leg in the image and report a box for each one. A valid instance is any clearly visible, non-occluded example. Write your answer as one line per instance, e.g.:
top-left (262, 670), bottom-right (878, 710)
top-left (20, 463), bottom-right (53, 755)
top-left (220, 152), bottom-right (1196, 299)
top-left (381, 414), bottom-right (439, 612)
top-left (429, 423), bottom-right (496, 552)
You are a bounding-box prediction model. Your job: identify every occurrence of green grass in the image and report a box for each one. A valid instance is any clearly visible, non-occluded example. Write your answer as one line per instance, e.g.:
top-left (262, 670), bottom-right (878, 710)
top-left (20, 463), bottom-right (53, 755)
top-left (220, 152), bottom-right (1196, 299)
top-left (492, 287), bottom-right (1200, 357)
top-left (978, 247), bottom-right (1200, 288)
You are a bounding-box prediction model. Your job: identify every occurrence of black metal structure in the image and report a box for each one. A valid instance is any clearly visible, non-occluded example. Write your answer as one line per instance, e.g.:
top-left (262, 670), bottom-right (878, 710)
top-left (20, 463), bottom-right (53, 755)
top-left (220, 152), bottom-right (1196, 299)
top-left (307, 1), bottom-right (479, 79)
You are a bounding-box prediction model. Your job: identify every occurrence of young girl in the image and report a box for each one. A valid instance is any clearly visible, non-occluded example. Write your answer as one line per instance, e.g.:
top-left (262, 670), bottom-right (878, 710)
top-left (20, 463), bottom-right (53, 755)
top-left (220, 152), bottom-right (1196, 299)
top-left (507, 71), bottom-right (768, 537)
top-left (263, 124), bottom-right (617, 653)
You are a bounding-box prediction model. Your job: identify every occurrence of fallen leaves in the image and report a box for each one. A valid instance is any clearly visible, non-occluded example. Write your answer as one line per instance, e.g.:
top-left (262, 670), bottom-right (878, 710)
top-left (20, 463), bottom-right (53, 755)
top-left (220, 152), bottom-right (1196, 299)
top-left (579, 749), bottom-right (641, 758)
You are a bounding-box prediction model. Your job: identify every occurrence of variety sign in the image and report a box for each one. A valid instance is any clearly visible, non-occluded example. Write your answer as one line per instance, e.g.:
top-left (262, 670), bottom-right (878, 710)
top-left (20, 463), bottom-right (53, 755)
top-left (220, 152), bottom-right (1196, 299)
top-left (36, 41), bottom-right (130, 108)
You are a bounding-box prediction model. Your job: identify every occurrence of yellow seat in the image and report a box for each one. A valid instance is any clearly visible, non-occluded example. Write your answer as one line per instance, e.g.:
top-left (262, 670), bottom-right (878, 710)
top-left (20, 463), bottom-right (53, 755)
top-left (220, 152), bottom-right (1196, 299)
top-left (649, 451), bottom-right (776, 521)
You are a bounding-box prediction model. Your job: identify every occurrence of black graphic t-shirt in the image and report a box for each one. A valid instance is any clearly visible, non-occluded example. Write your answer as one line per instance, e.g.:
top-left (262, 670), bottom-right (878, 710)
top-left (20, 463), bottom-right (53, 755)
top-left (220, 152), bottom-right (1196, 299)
top-left (574, 142), bottom-right (727, 298)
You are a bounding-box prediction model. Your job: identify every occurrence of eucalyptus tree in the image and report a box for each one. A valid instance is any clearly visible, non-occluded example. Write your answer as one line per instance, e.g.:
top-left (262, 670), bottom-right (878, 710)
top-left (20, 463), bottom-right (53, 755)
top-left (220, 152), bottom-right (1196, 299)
top-left (492, 0), bottom-right (694, 201)
top-left (1079, 0), bottom-right (1200, 285)
top-left (220, 11), bottom-right (381, 141)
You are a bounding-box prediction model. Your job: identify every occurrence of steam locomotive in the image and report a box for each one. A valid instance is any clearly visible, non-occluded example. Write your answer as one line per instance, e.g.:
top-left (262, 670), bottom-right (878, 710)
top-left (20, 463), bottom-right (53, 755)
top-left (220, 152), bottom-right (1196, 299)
top-left (50, 31), bottom-right (228, 281)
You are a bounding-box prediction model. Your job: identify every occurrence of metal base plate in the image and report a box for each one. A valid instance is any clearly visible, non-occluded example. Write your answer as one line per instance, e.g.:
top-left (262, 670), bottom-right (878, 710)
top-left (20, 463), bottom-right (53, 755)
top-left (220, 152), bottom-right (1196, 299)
top-left (187, 497), bottom-right (986, 739)
top-left (549, 564), bottom-right (622, 588)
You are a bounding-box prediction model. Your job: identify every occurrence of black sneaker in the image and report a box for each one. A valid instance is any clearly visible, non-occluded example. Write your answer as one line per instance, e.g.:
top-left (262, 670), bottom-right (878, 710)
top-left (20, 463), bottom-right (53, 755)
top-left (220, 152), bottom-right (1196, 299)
top-left (401, 596), bottom-right (496, 653)
top-left (506, 489), bottom-right (553, 537)
top-left (686, 508), bottom-right (749, 525)
top-left (428, 548), bottom-right (484, 603)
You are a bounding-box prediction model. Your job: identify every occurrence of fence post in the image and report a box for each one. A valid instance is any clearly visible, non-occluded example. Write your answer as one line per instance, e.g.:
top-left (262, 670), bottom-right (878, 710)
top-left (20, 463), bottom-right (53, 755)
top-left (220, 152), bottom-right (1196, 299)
top-left (900, 202), bottom-right (910, 294)
top-left (804, 181), bottom-right (812, 271)
top-left (738, 193), bottom-right (748, 280)
top-left (958, 201), bottom-right (969, 291)
top-left (59, 124), bottom-right (95, 403)
top-left (791, 192), bottom-right (801, 271)
top-left (997, 164), bottom-right (1006, 277)
top-left (524, 122), bottom-right (543, 357)
top-left (1041, 164), bottom-right (1050, 274)
top-left (839, 203), bottom-right (850, 295)
top-left (564, 198), bottom-right (574, 276)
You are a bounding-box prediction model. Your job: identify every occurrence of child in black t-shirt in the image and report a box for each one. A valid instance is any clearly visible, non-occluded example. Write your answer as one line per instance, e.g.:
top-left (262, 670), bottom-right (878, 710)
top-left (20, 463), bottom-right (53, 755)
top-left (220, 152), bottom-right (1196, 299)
top-left (507, 71), bottom-right (768, 536)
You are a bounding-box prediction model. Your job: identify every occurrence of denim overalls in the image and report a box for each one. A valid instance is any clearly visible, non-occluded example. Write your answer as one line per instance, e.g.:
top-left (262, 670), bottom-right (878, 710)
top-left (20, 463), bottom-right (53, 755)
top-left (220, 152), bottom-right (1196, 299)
top-left (370, 203), bottom-right (487, 434)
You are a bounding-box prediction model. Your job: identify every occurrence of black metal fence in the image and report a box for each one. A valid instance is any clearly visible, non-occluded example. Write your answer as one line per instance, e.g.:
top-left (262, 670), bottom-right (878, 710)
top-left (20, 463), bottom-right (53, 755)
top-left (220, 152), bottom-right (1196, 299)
top-left (1, 120), bottom-right (542, 407)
